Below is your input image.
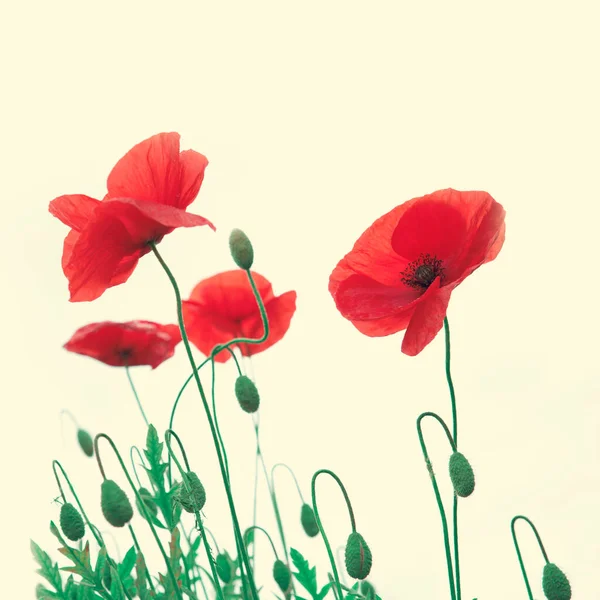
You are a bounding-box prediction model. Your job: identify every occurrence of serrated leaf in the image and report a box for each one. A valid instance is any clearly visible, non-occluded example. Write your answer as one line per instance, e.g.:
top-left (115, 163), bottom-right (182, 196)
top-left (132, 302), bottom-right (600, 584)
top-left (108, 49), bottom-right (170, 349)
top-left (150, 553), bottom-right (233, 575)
top-left (31, 539), bottom-right (63, 594)
top-left (317, 582), bottom-right (334, 600)
top-left (290, 548), bottom-right (318, 598)
top-left (109, 565), bottom-right (126, 600)
top-left (118, 546), bottom-right (137, 579)
top-left (50, 522), bottom-right (95, 586)
top-left (93, 547), bottom-right (107, 589)
top-left (35, 584), bottom-right (60, 599)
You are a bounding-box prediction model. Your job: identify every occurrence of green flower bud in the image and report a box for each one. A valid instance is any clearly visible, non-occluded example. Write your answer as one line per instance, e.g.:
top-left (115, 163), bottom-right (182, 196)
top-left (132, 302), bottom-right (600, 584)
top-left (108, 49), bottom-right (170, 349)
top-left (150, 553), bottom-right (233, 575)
top-left (101, 480), bottom-right (133, 527)
top-left (542, 563), bottom-right (571, 600)
top-left (234, 375), bottom-right (260, 413)
top-left (273, 559), bottom-right (291, 593)
top-left (300, 503), bottom-right (319, 537)
top-left (178, 472), bottom-right (206, 513)
top-left (345, 531), bottom-right (372, 580)
top-left (361, 581), bottom-right (376, 599)
top-left (77, 429), bottom-right (94, 457)
top-left (59, 502), bottom-right (85, 541)
top-left (136, 487), bottom-right (158, 518)
top-left (449, 451), bottom-right (475, 497)
top-left (229, 228), bottom-right (254, 270)
top-left (216, 553), bottom-right (233, 584)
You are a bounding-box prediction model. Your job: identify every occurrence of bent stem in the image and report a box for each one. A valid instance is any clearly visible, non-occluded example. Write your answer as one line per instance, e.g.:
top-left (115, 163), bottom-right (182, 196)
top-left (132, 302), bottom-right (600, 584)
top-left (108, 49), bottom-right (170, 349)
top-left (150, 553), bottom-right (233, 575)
top-left (311, 469), bottom-right (357, 600)
top-left (125, 365), bottom-right (149, 427)
top-left (416, 412), bottom-right (457, 600)
top-left (129, 445), bottom-right (148, 489)
top-left (164, 429), bottom-right (224, 600)
top-left (244, 525), bottom-right (280, 560)
top-left (94, 433), bottom-right (184, 600)
top-left (150, 242), bottom-right (259, 600)
top-left (510, 515), bottom-right (550, 600)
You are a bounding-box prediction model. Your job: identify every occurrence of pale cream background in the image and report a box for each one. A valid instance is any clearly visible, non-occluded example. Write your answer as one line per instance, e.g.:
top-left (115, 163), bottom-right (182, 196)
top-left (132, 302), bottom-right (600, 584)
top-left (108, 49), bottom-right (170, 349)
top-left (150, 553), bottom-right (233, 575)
top-left (1, 1), bottom-right (598, 598)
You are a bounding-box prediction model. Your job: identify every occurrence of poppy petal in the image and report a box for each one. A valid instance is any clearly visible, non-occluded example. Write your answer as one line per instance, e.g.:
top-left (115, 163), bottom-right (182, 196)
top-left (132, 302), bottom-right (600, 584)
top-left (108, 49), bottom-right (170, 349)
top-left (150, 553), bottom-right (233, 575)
top-left (179, 150), bottom-right (209, 209)
top-left (65, 216), bottom-right (136, 302)
top-left (49, 194), bottom-right (100, 230)
top-left (401, 283), bottom-right (453, 356)
top-left (106, 132), bottom-right (183, 206)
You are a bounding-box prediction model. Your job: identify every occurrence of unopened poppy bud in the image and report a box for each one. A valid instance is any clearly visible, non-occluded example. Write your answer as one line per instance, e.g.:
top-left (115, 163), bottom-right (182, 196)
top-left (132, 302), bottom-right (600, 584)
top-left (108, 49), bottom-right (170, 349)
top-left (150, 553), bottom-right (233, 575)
top-left (136, 487), bottom-right (158, 518)
top-left (77, 429), bottom-right (94, 457)
top-left (59, 502), bottom-right (85, 541)
top-left (542, 563), bottom-right (571, 600)
top-left (229, 228), bottom-right (254, 270)
top-left (361, 581), bottom-right (376, 599)
top-left (101, 480), bottom-right (133, 527)
top-left (300, 503), bottom-right (319, 537)
top-left (178, 472), bottom-right (206, 513)
top-left (234, 375), bottom-right (260, 413)
top-left (449, 452), bottom-right (475, 497)
top-left (273, 559), bottom-right (291, 593)
top-left (216, 553), bottom-right (233, 583)
top-left (345, 531), bottom-right (372, 580)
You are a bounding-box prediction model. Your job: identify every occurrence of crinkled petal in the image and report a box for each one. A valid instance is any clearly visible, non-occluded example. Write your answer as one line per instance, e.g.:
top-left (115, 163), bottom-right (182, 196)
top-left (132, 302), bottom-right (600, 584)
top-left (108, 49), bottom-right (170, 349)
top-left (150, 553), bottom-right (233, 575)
top-left (179, 149), bottom-right (209, 209)
top-left (49, 194), bottom-right (100, 230)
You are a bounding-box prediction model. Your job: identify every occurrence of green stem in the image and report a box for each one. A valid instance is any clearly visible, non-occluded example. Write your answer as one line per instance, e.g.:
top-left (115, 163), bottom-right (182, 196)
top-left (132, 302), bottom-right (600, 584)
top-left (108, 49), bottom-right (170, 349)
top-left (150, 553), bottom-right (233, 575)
top-left (244, 525), bottom-right (280, 560)
top-left (125, 365), bottom-right (149, 427)
top-left (510, 515), bottom-right (550, 600)
top-left (311, 469), bottom-right (357, 600)
top-left (129, 445), bottom-right (147, 489)
top-left (272, 462), bottom-right (305, 503)
top-left (128, 524), bottom-right (156, 593)
top-left (416, 412), bottom-right (457, 600)
top-left (165, 429), bottom-right (225, 600)
top-left (181, 524), bottom-right (209, 600)
top-left (150, 242), bottom-right (259, 600)
top-left (94, 433), bottom-right (184, 600)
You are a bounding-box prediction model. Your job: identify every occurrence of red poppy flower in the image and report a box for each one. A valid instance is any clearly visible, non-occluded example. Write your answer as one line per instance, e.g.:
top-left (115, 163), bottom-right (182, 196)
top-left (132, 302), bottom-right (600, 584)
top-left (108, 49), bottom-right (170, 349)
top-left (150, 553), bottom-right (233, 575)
top-left (182, 270), bottom-right (297, 363)
top-left (64, 320), bottom-right (182, 368)
top-left (329, 189), bottom-right (506, 356)
top-left (49, 133), bottom-right (215, 302)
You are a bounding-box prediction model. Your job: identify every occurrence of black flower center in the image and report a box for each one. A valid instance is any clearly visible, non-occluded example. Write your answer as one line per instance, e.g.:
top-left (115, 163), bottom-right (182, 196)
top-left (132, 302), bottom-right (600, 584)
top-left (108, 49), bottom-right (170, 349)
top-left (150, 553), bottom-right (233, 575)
top-left (401, 253), bottom-right (445, 290)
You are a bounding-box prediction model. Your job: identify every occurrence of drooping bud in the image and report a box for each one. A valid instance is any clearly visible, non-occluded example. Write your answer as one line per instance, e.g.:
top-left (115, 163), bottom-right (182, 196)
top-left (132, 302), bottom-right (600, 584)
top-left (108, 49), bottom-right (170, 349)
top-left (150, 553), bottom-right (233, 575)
top-left (234, 375), bottom-right (260, 413)
top-left (216, 552), bottom-right (233, 584)
top-left (360, 581), bottom-right (376, 599)
top-left (273, 559), bottom-right (291, 593)
top-left (345, 532), bottom-right (372, 580)
top-left (229, 228), bottom-right (254, 270)
top-left (136, 487), bottom-right (158, 518)
top-left (77, 429), bottom-right (94, 457)
top-left (300, 503), bottom-right (319, 537)
top-left (178, 472), bottom-right (206, 513)
top-left (542, 563), bottom-right (571, 600)
top-left (101, 480), bottom-right (133, 527)
top-left (59, 502), bottom-right (85, 541)
top-left (449, 451), bottom-right (475, 497)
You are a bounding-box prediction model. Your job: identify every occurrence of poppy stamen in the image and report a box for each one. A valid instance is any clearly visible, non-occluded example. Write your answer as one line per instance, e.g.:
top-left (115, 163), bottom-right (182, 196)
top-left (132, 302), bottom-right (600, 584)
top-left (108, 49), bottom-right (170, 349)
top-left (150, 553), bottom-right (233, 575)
top-left (401, 253), bottom-right (445, 290)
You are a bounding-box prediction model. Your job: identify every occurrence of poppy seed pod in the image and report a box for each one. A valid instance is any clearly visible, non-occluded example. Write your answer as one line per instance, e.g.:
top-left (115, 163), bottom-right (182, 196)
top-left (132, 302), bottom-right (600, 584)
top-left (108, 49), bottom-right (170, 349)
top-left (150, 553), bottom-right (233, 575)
top-left (300, 503), bottom-right (319, 537)
top-left (542, 563), bottom-right (572, 600)
top-left (136, 487), bottom-right (158, 518)
top-left (77, 429), bottom-right (94, 457)
top-left (229, 228), bottom-right (254, 270)
top-left (216, 553), bottom-right (233, 584)
top-left (273, 559), bottom-right (291, 593)
top-left (59, 503), bottom-right (85, 541)
top-left (449, 452), bottom-right (475, 497)
top-left (101, 480), bottom-right (133, 527)
top-left (234, 375), bottom-right (260, 413)
top-left (178, 472), bottom-right (206, 513)
top-left (345, 532), bottom-right (372, 580)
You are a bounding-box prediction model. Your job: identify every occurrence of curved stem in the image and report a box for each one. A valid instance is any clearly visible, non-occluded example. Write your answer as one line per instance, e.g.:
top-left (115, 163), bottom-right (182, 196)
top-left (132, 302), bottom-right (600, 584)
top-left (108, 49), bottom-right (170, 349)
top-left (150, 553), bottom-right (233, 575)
top-left (164, 429), bottom-right (225, 600)
top-left (311, 469), bottom-right (357, 599)
top-left (272, 463), bottom-right (305, 504)
top-left (244, 525), bottom-right (280, 560)
top-left (203, 528), bottom-right (221, 555)
top-left (93, 433), bottom-right (184, 600)
top-left (210, 358), bottom-right (230, 479)
top-left (335, 546), bottom-right (349, 586)
top-left (60, 408), bottom-right (79, 430)
top-left (416, 412), bottom-right (457, 600)
top-left (129, 446), bottom-right (146, 489)
top-left (125, 365), bottom-right (149, 427)
top-left (511, 515), bottom-right (550, 600)
top-left (151, 242), bottom-right (259, 600)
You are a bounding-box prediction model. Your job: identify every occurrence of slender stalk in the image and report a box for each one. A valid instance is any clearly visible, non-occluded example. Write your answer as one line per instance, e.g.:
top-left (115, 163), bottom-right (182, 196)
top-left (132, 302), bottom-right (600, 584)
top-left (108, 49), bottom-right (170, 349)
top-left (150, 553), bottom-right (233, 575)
top-left (129, 445), bottom-right (147, 489)
top-left (165, 429), bottom-right (225, 600)
top-left (128, 524), bottom-right (156, 593)
top-left (244, 526), bottom-right (280, 560)
top-left (272, 463), bottom-right (305, 503)
top-left (150, 242), bottom-right (259, 600)
top-left (94, 433), bottom-right (184, 600)
top-left (335, 546), bottom-right (349, 586)
top-left (311, 469), bottom-right (357, 599)
top-left (416, 412), bottom-right (457, 600)
top-left (125, 365), bottom-right (149, 427)
top-left (511, 515), bottom-right (550, 600)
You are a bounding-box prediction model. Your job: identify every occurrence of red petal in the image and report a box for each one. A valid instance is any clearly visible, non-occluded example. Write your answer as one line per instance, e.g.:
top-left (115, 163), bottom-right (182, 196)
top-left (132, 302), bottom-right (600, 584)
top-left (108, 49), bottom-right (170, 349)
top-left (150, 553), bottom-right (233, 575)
top-left (49, 194), bottom-right (100, 230)
top-left (106, 133), bottom-right (208, 209)
top-left (65, 216), bottom-right (137, 302)
top-left (401, 283), bottom-right (453, 356)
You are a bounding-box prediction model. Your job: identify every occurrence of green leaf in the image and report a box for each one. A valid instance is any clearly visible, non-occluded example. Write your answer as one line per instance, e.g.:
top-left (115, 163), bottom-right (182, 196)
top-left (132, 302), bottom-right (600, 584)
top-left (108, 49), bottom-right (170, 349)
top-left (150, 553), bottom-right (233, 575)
top-left (134, 552), bottom-right (150, 598)
top-left (118, 545), bottom-right (137, 579)
top-left (290, 548), bottom-right (318, 599)
top-left (35, 584), bottom-right (60, 599)
top-left (50, 522), bottom-right (95, 587)
top-left (317, 582), bottom-right (334, 600)
top-left (31, 539), bottom-right (64, 594)
top-left (109, 566), bottom-right (126, 600)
